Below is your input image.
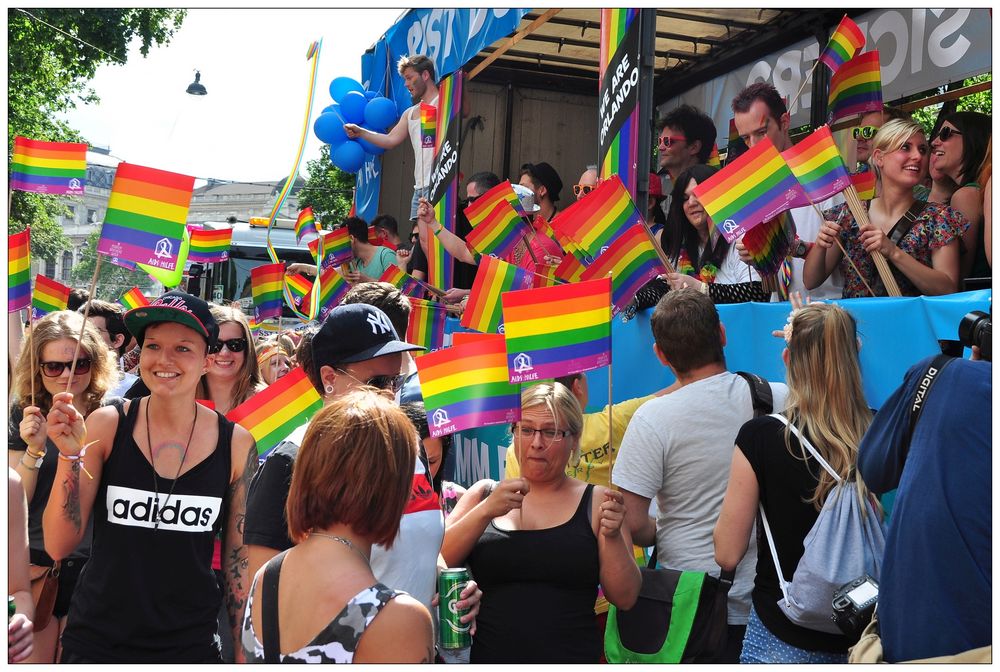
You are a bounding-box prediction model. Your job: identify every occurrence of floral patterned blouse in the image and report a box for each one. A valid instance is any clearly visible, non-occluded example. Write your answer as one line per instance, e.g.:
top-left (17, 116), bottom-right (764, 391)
top-left (825, 201), bottom-right (968, 298)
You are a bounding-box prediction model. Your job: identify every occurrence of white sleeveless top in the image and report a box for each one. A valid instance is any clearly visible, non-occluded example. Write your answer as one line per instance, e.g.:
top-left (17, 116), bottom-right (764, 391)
top-left (406, 95), bottom-right (438, 189)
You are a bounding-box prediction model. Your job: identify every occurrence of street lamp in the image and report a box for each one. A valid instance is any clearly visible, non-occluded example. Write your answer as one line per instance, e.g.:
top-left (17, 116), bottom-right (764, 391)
top-left (186, 70), bottom-right (207, 96)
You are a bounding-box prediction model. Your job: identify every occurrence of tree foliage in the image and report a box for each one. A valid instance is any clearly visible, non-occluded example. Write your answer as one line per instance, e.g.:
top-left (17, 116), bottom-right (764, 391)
top-left (72, 229), bottom-right (158, 301)
top-left (297, 144), bottom-right (356, 229)
top-left (911, 74), bottom-right (992, 137)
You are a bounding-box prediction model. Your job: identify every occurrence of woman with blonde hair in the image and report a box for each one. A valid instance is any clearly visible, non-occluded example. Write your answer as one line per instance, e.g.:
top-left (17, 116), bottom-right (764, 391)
top-left (714, 298), bottom-right (878, 663)
top-left (7, 311), bottom-right (118, 662)
top-left (241, 390), bottom-right (433, 663)
top-left (201, 305), bottom-right (265, 414)
top-left (256, 337), bottom-right (292, 386)
top-left (442, 382), bottom-right (640, 663)
top-left (804, 118), bottom-right (968, 297)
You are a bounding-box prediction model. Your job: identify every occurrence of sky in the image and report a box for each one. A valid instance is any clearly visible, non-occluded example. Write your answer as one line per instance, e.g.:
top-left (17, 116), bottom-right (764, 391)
top-left (55, 8), bottom-right (403, 184)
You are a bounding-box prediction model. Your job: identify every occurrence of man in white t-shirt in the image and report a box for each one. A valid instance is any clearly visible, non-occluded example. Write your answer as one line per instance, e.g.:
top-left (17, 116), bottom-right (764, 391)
top-left (613, 288), bottom-right (788, 663)
top-left (344, 54), bottom-right (439, 222)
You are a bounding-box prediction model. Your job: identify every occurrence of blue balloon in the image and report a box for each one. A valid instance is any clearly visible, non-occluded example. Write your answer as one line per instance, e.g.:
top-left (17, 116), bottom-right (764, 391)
top-left (313, 112), bottom-right (348, 147)
top-left (329, 76), bottom-right (363, 103)
top-left (339, 91), bottom-right (367, 125)
top-left (321, 103), bottom-right (339, 115)
top-left (363, 96), bottom-right (398, 131)
top-left (331, 140), bottom-right (366, 173)
top-left (356, 128), bottom-right (385, 156)
top-left (363, 90), bottom-right (379, 101)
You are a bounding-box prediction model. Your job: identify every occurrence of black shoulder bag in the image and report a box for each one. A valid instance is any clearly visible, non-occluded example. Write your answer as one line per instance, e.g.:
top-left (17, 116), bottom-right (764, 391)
top-left (261, 550), bottom-right (289, 663)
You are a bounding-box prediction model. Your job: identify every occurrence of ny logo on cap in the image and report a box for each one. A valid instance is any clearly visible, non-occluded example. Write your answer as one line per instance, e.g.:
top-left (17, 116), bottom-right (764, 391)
top-left (366, 310), bottom-right (393, 335)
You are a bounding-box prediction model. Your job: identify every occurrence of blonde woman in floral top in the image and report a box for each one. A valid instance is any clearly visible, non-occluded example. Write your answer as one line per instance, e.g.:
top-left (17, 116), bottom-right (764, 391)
top-left (805, 118), bottom-right (968, 298)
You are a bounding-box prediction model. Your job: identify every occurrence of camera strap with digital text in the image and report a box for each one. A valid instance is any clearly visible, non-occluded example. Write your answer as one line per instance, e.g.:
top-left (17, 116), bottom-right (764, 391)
top-left (901, 354), bottom-right (954, 461)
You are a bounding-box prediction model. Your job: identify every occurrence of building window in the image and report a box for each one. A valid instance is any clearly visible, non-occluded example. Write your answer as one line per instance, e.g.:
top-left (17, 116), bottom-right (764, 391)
top-left (44, 258), bottom-right (56, 278)
top-left (65, 205), bottom-right (76, 224)
top-left (61, 251), bottom-right (72, 283)
top-left (87, 208), bottom-right (97, 223)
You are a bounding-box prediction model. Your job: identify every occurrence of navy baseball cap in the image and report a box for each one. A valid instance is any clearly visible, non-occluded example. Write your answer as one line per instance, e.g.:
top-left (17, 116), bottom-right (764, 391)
top-left (312, 303), bottom-right (424, 367)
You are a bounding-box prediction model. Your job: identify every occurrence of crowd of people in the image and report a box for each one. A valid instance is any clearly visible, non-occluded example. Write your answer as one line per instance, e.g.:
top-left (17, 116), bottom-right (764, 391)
top-left (7, 57), bottom-right (991, 665)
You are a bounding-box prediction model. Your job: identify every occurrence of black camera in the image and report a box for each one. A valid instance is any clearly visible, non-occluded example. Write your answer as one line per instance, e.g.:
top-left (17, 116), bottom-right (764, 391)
top-left (958, 310), bottom-right (991, 362)
top-left (831, 575), bottom-right (878, 639)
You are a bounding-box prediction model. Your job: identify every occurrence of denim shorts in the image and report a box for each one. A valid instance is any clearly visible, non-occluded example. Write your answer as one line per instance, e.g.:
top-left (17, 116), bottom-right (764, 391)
top-left (739, 606), bottom-right (848, 664)
top-left (410, 186), bottom-right (430, 220)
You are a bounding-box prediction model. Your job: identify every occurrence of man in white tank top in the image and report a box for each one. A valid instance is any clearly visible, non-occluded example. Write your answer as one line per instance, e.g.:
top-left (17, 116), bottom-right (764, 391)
top-left (344, 54), bottom-right (439, 222)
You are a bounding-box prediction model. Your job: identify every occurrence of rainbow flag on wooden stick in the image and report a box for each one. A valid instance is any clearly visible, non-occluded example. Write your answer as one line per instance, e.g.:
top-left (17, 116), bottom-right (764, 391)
top-left (828, 50), bottom-right (883, 124)
top-left (691, 137), bottom-right (806, 243)
top-left (316, 266), bottom-right (350, 322)
top-left (294, 207), bottom-right (318, 241)
top-left (460, 256), bottom-right (534, 334)
top-left (851, 170), bottom-right (876, 201)
top-left (781, 126), bottom-right (853, 203)
top-left (580, 224), bottom-right (666, 315)
top-left (31, 275), bottom-right (70, 319)
top-left (119, 287), bottom-right (150, 310)
top-left (308, 228), bottom-right (353, 271)
top-left (378, 266), bottom-right (424, 298)
top-left (819, 15), bottom-right (865, 73)
top-left (187, 227), bottom-right (232, 263)
top-left (551, 174), bottom-right (642, 257)
top-left (251, 263), bottom-right (285, 322)
top-left (10, 137), bottom-right (87, 196)
top-left (98, 163), bottom-right (194, 271)
top-left (284, 273), bottom-right (313, 311)
top-left (420, 103), bottom-right (437, 148)
top-left (8, 229), bottom-right (31, 312)
top-left (465, 202), bottom-right (531, 259)
top-left (464, 181), bottom-right (524, 228)
top-left (416, 334), bottom-right (521, 438)
top-left (227, 368), bottom-right (322, 458)
top-left (406, 299), bottom-right (448, 355)
top-left (501, 277), bottom-right (612, 384)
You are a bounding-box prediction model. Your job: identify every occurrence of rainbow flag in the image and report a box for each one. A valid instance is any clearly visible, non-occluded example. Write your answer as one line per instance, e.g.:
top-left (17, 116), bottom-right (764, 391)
top-left (415, 334), bottom-right (521, 438)
top-left (420, 103), bottom-right (437, 148)
top-left (284, 273), bottom-right (313, 310)
top-left (598, 9), bottom-right (641, 198)
top-left (251, 262), bottom-right (285, 322)
top-left (501, 277), bottom-right (612, 384)
top-left (465, 202), bottom-right (531, 260)
top-left (425, 233), bottom-right (452, 293)
top-left (308, 228), bottom-right (353, 271)
top-left (10, 137), bottom-right (87, 196)
top-left (8, 229), bottom-right (31, 312)
top-left (533, 263), bottom-right (560, 289)
top-left (828, 50), bottom-right (883, 124)
top-left (580, 224), bottom-right (666, 315)
top-left (378, 266), bottom-right (424, 298)
top-left (98, 162), bottom-right (194, 271)
top-left (691, 137), bottom-right (806, 243)
top-left (781, 126), bottom-right (852, 203)
top-left (819, 15), bottom-right (865, 73)
top-left (430, 71), bottom-right (462, 292)
top-left (852, 170), bottom-right (877, 200)
top-left (707, 143), bottom-right (722, 169)
top-left (551, 174), bottom-right (641, 257)
top-left (187, 227), bottom-right (232, 263)
top-left (406, 299), bottom-right (447, 355)
top-left (742, 213), bottom-right (797, 279)
top-left (464, 181), bottom-right (524, 229)
top-left (294, 207), bottom-right (318, 242)
top-left (316, 266), bottom-right (350, 321)
top-left (553, 249), bottom-right (590, 284)
top-left (227, 367), bottom-right (322, 458)
top-left (249, 318), bottom-right (280, 341)
top-left (460, 256), bottom-right (534, 334)
top-left (31, 275), bottom-right (70, 319)
top-left (119, 287), bottom-right (150, 310)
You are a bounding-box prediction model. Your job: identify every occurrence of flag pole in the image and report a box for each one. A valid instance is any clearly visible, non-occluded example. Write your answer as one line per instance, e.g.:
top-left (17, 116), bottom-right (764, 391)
top-left (65, 254), bottom-right (103, 393)
top-left (28, 318), bottom-right (35, 407)
top-left (842, 185), bottom-right (902, 296)
top-left (789, 59), bottom-right (821, 114)
top-left (806, 201), bottom-right (876, 298)
top-left (639, 215), bottom-right (676, 275)
top-left (606, 272), bottom-right (614, 490)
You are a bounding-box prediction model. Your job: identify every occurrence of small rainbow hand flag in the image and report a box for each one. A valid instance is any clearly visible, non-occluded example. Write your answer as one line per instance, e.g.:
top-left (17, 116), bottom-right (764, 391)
top-left (378, 266), bottom-right (424, 298)
top-left (10, 137), bottom-right (87, 196)
top-left (819, 15), bottom-right (865, 73)
top-left (187, 227), bottom-right (233, 263)
top-left (706, 143), bottom-right (722, 169)
top-left (461, 255), bottom-right (534, 334)
top-left (532, 263), bottom-right (560, 289)
top-left (551, 174), bottom-right (642, 257)
top-left (464, 181), bottom-right (526, 228)
top-left (284, 273), bottom-right (313, 309)
top-left (249, 318), bottom-right (280, 341)
top-left (553, 249), bottom-right (590, 283)
top-left (691, 136), bottom-right (806, 243)
top-left (851, 170), bottom-right (877, 201)
top-left (251, 263), bottom-right (285, 322)
top-left (465, 196), bottom-right (532, 260)
top-left (501, 277), bottom-right (612, 384)
top-left (119, 287), bottom-right (150, 310)
top-left (580, 224), bottom-right (666, 316)
top-left (295, 207), bottom-right (318, 242)
top-left (781, 126), bottom-right (853, 203)
top-left (227, 367), bottom-right (323, 459)
top-left (98, 163), bottom-right (195, 271)
top-left (420, 103), bottom-right (437, 148)
top-left (308, 228), bottom-right (353, 271)
top-left (406, 298), bottom-right (448, 355)
top-left (316, 266), bottom-right (350, 322)
top-left (415, 334), bottom-right (522, 438)
top-left (31, 275), bottom-right (71, 320)
top-left (8, 229), bottom-right (31, 313)
top-left (828, 50), bottom-right (883, 124)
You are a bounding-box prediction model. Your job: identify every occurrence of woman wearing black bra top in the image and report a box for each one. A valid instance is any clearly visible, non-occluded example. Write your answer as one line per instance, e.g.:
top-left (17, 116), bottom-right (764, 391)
top-left (42, 291), bottom-right (257, 663)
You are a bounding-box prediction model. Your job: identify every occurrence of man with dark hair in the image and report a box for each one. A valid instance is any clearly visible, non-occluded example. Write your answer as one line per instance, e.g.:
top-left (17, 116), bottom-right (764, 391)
top-left (613, 288), bottom-right (787, 663)
top-left (371, 213), bottom-right (402, 249)
top-left (67, 288), bottom-right (89, 312)
top-left (343, 216), bottom-right (398, 284)
top-left (655, 104), bottom-right (718, 213)
top-left (731, 82), bottom-right (844, 300)
top-left (344, 54), bottom-right (440, 221)
top-left (519, 161), bottom-right (563, 222)
top-left (79, 299), bottom-right (137, 395)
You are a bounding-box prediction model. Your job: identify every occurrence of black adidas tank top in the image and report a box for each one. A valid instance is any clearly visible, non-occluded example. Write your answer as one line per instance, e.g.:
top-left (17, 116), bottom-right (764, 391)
top-left (60, 398), bottom-right (233, 662)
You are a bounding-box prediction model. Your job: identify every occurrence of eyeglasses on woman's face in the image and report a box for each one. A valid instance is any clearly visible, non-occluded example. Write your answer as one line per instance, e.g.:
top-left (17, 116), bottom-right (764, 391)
top-left (514, 423), bottom-right (570, 445)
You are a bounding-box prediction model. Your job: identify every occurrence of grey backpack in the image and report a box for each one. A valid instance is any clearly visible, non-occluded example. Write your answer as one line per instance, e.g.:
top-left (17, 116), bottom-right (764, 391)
top-left (758, 413), bottom-right (886, 634)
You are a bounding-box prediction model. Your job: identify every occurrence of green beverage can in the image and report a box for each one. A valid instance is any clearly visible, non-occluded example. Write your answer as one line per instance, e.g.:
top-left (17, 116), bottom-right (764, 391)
top-left (437, 568), bottom-right (471, 650)
top-left (9, 595), bottom-right (15, 621)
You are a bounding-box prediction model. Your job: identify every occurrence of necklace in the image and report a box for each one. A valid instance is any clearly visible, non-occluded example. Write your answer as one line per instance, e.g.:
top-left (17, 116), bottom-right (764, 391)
top-left (309, 532), bottom-right (371, 565)
top-left (145, 396), bottom-right (197, 531)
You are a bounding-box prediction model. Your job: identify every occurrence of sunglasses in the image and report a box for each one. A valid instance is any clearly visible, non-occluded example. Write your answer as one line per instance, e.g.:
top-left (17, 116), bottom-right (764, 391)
top-left (336, 368), bottom-right (406, 393)
top-left (466, 194), bottom-right (480, 204)
top-left (209, 337), bottom-right (248, 354)
top-left (934, 126), bottom-right (963, 142)
top-left (852, 125), bottom-right (879, 140)
top-left (658, 135), bottom-right (686, 148)
top-left (40, 359), bottom-right (92, 378)
top-left (573, 183), bottom-right (597, 197)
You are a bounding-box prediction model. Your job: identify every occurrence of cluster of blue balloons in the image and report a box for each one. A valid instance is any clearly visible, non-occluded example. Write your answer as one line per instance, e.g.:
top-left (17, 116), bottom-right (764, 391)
top-left (313, 76), bottom-right (399, 174)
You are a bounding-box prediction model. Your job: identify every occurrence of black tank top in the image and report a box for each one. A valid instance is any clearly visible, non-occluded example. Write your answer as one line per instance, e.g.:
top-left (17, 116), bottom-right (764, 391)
top-left (61, 398), bottom-right (233, 662)
top-left (467, 483), bottom-right (600, 663)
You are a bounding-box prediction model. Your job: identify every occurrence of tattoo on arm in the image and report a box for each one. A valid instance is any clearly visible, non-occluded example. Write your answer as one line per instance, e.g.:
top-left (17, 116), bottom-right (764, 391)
top-left (62, 463), bottom-right (82, 533)
top-left (222, 443), bottom-right (256, 645)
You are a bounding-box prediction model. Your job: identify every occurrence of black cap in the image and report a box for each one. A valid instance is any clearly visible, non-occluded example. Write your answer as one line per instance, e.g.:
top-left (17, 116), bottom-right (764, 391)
top-left (523, 161), bottom-right (563, 202)
top-left (312, 303), bottom-right (424, 368)
top-left (123, 290), bottom-right (219, 348)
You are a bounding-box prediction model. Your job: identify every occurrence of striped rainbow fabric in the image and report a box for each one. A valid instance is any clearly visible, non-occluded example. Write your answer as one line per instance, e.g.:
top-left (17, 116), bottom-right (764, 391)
top-left (251, 263), bottom-right (285, 322)
top-left (460, 255), bottom-right (534, 334)
top-left (819, 15), bottom-right (865, 73)
top-left (406, 298), bottom-right (447, 355)
top-left (378, 266), bottom-right (424, 298)
top-left (10, 137), bottom-right (87, 196)
top-left (119, 287), bottom-right (150, 310)
top-left (227, 368), bottom-right (322, 458)
top-left (579, 224), bottom-right (666, 315)
top-left (781, 126), bottom-right (853, 203)
top-left (598, 8), bottom-right (640, 198)
top-left (31, 275), bottom-right (71, 320)
top-left (316, 266), bottom-right (350, 322)
top-left (430, 70), bottom-right (463, 292)
top-left (294, 207), bottom-right (318, 242)
top-left (8, 229), bottom-right (31, 312)
top-left (828, 50), bottom-right (883, 124)
top-left (187, 227), bottom-right (233, 263)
